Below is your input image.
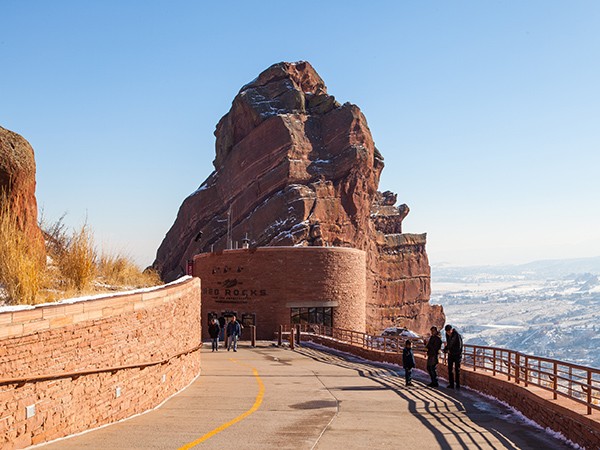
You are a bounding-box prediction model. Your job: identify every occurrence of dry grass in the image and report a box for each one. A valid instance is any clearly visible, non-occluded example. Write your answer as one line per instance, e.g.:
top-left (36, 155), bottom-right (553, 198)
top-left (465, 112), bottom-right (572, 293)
top-left (57, 223), bottom-right (97, 291)
top-left (98, 252), bottom-right (162, 288)
top-left (0, 193), bottom-right (46, 304)
top-left (0, 208), bottom-right (163, 306)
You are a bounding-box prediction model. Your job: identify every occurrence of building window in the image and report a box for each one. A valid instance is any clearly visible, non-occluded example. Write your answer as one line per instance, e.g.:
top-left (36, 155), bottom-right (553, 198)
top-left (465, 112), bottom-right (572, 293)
top-left (290, 307), bottom-right (333, 327)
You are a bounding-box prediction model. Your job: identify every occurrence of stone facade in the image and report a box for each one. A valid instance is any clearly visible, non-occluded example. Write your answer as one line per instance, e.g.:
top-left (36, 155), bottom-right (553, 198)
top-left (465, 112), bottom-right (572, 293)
top-left (0, 278), bottom-right (201, 449)
top-left (193, 247), bottom-right (366, 340)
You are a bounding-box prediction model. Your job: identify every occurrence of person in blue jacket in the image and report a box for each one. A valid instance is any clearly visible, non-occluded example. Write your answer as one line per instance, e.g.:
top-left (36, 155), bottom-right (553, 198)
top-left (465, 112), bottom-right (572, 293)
top-left (226, 315), bottom-right (242, 352)
top-left (402, 340), bottom-right (416, 386)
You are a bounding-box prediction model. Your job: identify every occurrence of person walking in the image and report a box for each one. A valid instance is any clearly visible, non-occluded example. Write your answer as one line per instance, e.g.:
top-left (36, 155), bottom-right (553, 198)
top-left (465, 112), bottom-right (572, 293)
top-left (208, 318), bottom-right (220, 352)
top-left (402, 340), bottom-right (416, 387)
top-left (425, 326), bottom-right (442, 387)
top-left (226, 315), bottom-right (241, 352)
top-left (443, 324), bottom-right (463, 389)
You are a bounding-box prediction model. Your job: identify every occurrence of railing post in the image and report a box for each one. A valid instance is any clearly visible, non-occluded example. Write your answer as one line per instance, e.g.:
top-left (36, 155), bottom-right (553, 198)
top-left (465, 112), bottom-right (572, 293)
top-left (296, 324), bottom-right (301, 346)
top-left (250, 325), bottom-right (256, 348)
top-left (278, 325), bottom-right (283, 347)
top-left (553, 361), bottom-right (558, 400)
top-left (290, 327), bottom-right (295, 350)
top-left (493, 349), bottom-right (497, 376)
top-left (473, 347), bottom-right (477, 372)
top-left (515, 353), bottom-right (521, 385)
top-left (524, 355), bottom-right (529, 387)
top-left (587, 371), bottom-right (592, 415)
top-left (569, 366), bottom-right (573, 397)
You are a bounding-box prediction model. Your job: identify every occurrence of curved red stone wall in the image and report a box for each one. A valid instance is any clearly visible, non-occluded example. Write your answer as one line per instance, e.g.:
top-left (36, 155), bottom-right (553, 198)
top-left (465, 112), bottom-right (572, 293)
top-left (193, 247), bottom-right (366, 340)
top-left (0, 277), bottom-right (201, 449)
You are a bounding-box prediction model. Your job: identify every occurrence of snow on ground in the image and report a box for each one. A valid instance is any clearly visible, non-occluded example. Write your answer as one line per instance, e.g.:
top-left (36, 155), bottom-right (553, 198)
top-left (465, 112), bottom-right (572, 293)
top-left (0, 276), bottom-right (190, 314)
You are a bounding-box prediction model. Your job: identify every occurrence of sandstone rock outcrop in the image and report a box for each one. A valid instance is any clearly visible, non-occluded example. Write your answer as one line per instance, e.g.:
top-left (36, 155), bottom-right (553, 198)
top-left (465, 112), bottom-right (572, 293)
top-left (154, 61), bottom-right (444, 334)
top-left (0, 126), bottom-right (44, 247)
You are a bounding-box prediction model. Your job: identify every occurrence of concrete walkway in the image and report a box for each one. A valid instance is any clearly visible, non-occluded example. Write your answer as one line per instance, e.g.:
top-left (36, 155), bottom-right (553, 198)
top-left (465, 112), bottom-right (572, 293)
top-left (37, 342), bottom-right (573, 450)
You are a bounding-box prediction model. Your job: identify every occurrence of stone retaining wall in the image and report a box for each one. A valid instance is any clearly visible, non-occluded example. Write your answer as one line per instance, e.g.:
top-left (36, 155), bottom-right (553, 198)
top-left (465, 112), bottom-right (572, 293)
top-left (304, 335), bottom-right (600, 450)
top-left (0, 277), bottom-right (202, 449)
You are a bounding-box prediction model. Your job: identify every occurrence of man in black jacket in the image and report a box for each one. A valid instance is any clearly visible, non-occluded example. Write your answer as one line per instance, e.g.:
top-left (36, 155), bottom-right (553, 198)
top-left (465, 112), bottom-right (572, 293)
top-left (425, 326), bottom-right (442, 387)
top-left (443, 324), bottom-right (463, 389)
top-left (208, 318), bottom-right (221, 352)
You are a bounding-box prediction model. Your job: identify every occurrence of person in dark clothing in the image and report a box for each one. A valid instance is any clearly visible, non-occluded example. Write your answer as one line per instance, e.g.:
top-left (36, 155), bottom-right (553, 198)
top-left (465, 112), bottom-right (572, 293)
top-left (402, 340), bottom-right (416, 386)
top-left (425, 326), bottom-right (442, 387)
top-left (226, 315), bottom-right (242, 352)
top-left (208, 318), bottom-right (220, 352)
top-left (443, 324), bottom-right (463, 389)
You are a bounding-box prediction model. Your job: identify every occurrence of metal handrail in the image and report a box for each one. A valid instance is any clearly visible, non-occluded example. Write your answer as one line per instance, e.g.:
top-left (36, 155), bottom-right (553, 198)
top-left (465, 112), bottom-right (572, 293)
top-left (0, 343), bottom-right (202, 386)
top-left (292, 323), bottom-right (600, 415)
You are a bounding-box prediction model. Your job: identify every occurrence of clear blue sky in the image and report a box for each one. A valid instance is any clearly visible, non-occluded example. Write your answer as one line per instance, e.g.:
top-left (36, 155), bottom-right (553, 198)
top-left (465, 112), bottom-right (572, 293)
top-left (2, 1), bottom-right (599, 267)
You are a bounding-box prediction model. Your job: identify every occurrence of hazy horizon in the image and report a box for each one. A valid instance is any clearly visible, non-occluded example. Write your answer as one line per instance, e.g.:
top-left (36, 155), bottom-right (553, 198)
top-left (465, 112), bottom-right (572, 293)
top-left (2, 2), bottom-right (599, 268)
top-left (432, 254), bottom-right (600, 269)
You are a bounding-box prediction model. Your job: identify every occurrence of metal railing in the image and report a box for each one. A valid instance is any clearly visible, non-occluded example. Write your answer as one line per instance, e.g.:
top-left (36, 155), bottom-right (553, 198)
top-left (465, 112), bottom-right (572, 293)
top-left (462, 344), bottom-right (600, 415)
top-left (288, 323), bottom-right (600, 415)
top-left (0, 343), bottom-right (202, 386)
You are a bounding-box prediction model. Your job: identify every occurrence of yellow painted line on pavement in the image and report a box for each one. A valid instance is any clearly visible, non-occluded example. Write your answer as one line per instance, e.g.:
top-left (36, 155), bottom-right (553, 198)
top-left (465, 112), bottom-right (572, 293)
top-left (178, 358), bottom-right (265, 449)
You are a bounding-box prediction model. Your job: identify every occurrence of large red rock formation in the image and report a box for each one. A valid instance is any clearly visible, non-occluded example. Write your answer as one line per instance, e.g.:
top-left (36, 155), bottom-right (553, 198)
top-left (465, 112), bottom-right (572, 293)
top-left (154, 61), bottom-right (444, 334)
top-left (0, 126), bottom-right (44, 248)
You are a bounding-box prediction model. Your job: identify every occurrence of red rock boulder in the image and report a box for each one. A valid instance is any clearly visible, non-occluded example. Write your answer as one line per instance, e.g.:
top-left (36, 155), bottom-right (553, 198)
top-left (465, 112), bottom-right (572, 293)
top-left (0, 126), bottom-right (44, 248)
top-left (153, 61), bottom-right (444, 334)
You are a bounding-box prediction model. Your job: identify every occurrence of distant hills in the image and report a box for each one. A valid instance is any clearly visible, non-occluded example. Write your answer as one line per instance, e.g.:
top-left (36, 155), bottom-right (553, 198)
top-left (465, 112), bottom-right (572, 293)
top-left (432, 256), bottom-right (600, 282)
top-left (431, 255), bottom-right (600, 368)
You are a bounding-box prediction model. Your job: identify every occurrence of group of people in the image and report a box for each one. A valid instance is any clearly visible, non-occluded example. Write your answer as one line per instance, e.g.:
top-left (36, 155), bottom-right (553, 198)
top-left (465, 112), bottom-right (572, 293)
top-left (209, 317), bottom-right (462, 387)
top-left (402, 324), bottom-right (463, 389)
top-left (207, 315), bottom-right (242, 352)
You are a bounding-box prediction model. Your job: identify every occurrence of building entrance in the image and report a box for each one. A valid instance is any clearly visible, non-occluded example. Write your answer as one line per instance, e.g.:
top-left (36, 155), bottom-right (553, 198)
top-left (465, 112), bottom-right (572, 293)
top-left (290, 307), bottom-right (333, 327)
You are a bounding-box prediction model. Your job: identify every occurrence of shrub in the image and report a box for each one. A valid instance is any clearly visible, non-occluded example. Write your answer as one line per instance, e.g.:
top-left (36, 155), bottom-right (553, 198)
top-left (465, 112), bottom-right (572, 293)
top-left (98, 252), bottom-right (162, 288)
top-left (57, 223), bottom-right (97, 291)
top-left (41, 211), bottom-right (69, 260)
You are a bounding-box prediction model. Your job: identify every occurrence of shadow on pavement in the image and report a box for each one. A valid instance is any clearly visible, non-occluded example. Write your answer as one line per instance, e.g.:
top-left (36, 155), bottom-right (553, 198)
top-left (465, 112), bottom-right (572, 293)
top-left (296, 344), bottom-right (573, 450)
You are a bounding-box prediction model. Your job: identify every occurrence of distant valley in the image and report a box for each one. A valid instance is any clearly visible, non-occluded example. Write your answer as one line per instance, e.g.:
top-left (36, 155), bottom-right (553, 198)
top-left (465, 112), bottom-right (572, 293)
top-left (431, 256), bottom-right (600, 369)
